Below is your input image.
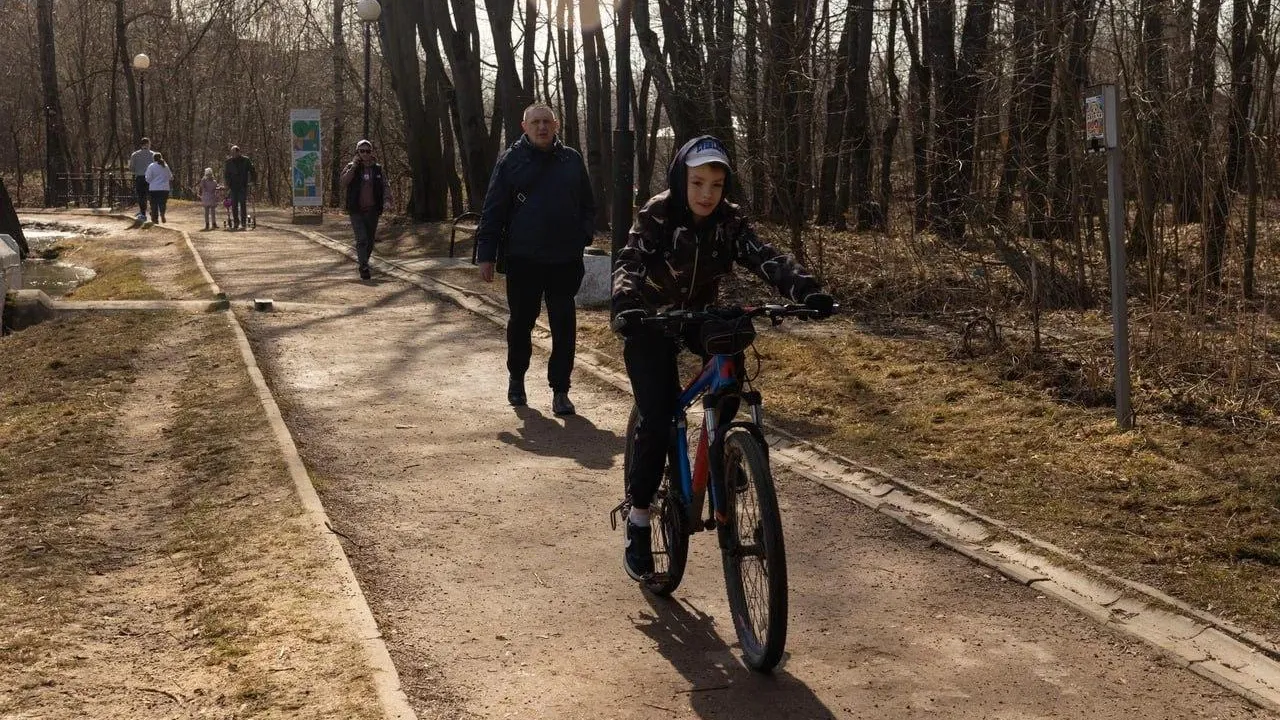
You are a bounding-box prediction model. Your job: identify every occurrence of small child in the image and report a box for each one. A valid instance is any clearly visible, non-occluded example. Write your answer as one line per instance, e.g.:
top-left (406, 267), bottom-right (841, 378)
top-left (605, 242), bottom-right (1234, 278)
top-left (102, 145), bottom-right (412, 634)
top-left (195, 168), bottom-right (221, 231)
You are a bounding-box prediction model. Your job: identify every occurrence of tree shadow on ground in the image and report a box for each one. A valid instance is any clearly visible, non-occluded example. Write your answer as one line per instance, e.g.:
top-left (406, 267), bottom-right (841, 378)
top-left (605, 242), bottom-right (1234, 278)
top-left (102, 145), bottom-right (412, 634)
top-left (496, 407), bottom-right (622, 470)
top-left (634, 594), bottom-right (836, 719)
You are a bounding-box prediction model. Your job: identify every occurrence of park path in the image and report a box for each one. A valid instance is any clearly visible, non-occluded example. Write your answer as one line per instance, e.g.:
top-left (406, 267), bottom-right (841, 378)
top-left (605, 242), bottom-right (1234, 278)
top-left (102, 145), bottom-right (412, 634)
top-left (182, 208), bottom-right (1270, 719)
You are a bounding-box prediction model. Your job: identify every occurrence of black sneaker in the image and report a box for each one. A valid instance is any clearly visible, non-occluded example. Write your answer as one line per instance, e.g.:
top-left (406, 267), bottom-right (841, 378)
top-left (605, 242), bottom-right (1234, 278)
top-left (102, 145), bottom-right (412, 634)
top-left (624, 520), bottom-right (654, 581)
top-left (359, 266), bottom-right (371, 280)
top-left (552, 391), bottom-right (575, 416)
top-left (507, 377), bottom-right (526, 406)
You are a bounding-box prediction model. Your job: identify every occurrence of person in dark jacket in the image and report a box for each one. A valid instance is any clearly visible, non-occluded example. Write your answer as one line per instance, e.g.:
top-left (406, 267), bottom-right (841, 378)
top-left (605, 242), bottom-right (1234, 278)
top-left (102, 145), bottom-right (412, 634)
top-left (222, 145), bottom-right (257, 231)
top-left (475, 102), bottom-right (596, 417)
top-left (610, 135), bottom-right (835, 581)
top-left (340, 139), bottom-right (392, 280)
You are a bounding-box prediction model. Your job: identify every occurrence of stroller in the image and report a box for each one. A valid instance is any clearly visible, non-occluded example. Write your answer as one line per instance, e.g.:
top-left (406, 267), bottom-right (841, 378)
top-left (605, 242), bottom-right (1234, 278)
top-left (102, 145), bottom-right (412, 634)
top-left (222, 188), bottom-right (257, 230)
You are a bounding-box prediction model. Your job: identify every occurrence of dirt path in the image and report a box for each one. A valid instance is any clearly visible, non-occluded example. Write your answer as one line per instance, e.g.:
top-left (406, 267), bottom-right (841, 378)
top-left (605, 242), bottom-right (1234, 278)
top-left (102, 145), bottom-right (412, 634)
top-left (178, 207), bottom-right (1272, 718)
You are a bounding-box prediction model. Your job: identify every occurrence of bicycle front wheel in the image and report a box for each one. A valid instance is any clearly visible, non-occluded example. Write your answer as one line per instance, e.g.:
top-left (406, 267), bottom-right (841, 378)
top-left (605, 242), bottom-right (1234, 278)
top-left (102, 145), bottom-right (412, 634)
top-left (624, 405), bottom-right (689, 596)
top-left (720, 426), bottom-right (788, 672)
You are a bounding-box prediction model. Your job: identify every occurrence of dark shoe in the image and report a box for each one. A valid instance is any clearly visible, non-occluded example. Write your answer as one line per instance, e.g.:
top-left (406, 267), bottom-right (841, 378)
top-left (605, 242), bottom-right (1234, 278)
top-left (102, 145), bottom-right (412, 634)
top-left (552, 391), bottom-right (575, 416)
top-left (507, 377), bottom-right (526, 407)
top-left (624, 520), bottom-right (654, 581)
top-left (359, 266), bottom-right (371, 280)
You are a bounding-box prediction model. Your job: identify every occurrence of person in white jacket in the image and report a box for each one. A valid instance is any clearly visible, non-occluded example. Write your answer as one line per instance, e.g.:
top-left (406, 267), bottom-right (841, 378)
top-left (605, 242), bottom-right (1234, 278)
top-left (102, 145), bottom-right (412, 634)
top-left (143, 153), bottom-right (173, 224)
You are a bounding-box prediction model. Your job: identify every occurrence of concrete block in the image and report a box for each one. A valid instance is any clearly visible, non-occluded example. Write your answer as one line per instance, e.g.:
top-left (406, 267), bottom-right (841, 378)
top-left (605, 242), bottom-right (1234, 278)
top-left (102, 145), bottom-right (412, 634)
top-left (577, 248), bottom-right (610, 307)
top-left (0, 234), bottom-right (21, 297)
top-left (5, 289), bottom-right (55, 331)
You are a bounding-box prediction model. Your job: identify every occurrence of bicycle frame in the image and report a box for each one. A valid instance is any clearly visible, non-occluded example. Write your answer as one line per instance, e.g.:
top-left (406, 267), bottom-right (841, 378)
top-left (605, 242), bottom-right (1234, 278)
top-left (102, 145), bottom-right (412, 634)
top-left (669, 352), bottom-right (765, 533)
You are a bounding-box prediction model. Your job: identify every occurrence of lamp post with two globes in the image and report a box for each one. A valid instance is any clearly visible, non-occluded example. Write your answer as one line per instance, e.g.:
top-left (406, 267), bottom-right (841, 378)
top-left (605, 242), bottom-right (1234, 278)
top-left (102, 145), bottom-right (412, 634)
top-left (355, 0), bottom-right (381, 140)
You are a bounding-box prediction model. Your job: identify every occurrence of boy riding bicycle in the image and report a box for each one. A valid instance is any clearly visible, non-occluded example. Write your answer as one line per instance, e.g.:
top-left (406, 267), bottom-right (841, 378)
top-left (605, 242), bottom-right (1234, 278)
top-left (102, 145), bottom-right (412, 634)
top-left (611, 135), bottom-right (835, 581)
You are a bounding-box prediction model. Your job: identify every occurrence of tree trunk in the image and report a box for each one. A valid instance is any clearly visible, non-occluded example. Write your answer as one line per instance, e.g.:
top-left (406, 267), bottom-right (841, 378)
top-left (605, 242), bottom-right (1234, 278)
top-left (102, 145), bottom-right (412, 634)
top-left (1177, 0), bottom-right (1221, 223)
top-left (900, 0), bottom-right (931, 231)
top-left (432, 0), bottom-right (499, 210)
top-left (555, 0), bottom-right (580, 151)
top-left (0, 176), bottom-right (29, 258)
top-left (486, 0), bottom-right (531, 146)
top-left (847, 0), bottom-right (877, 231)
top-left (37, 0), bottom-right (71, 207)
top-left (817, 1), bottom-right (855, 227)
top-left (1130, 0), bottom-right (1168, 255)
top-left (878, 0), bottom-right (903, 228)
top-left (579, 0), bottom-right (608, 230)
top-left (329, 0), bottom-right (345, 207)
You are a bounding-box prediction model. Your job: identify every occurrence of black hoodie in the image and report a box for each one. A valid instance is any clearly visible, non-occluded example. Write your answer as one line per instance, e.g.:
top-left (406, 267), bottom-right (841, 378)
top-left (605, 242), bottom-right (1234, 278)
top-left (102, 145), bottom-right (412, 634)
top-left (612, 135), bottom-right (820, 313)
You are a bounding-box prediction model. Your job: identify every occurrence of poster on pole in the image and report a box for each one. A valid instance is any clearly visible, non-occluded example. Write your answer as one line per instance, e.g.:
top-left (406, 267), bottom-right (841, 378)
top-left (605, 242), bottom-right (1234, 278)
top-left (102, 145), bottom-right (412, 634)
top-left (290, 109), bottom-right (322, 207)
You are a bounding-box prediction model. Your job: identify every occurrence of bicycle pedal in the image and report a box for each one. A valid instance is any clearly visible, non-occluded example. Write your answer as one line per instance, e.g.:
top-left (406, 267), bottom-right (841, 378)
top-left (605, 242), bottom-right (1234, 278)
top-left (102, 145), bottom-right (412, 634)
top-left (609, 500), bottom-right (630, 531)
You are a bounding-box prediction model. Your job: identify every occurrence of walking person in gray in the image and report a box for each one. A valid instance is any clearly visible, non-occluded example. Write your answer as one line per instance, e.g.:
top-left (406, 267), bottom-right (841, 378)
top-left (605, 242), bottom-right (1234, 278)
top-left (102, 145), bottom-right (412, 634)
top-left (222, 145), bottom-right (257, 231)
top-left (128, 138), bottom-right (155, 221)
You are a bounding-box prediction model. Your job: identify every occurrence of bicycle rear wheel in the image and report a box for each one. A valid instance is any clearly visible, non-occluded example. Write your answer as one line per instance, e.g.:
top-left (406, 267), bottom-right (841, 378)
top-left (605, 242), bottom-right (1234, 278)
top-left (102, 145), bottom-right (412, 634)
top-left (624, 405), bottom-right (689, 596)
top-left (720, 426), bottom-right (788, 671)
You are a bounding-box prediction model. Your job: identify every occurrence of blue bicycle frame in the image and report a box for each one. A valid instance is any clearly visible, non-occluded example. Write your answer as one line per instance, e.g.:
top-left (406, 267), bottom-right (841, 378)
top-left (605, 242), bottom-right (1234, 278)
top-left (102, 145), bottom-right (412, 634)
top-left (669, 352), bottom-right (765, 531)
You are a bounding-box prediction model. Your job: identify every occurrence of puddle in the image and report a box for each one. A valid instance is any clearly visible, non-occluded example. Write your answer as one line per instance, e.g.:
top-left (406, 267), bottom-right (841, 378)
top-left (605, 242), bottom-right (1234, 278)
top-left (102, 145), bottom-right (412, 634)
top-left (15, 225), bottom-right (97, 296)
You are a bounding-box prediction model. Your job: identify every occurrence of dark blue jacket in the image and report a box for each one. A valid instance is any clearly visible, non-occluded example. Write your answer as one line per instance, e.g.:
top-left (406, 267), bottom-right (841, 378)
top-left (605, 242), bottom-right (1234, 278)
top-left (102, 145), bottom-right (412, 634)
top-left (475, 135), bottom-right (595, 265)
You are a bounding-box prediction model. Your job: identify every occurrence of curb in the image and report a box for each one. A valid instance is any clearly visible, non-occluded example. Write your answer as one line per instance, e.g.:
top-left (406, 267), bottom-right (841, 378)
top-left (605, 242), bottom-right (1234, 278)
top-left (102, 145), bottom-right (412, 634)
top-left (43, 214), bottom-right (422, 720)
top-left (178, 223), bottom-right (420, 720)
top-left (276, 222), bottom-right (1280, 715)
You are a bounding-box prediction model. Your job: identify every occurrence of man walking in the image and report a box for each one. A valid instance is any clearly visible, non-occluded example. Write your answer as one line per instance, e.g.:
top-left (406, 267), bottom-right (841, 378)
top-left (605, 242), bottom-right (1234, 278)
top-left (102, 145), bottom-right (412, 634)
top-left (339, 139), bottom-right (391, 281)
top-left (223, 145), bottom-right (256, 230)
top-left (475, 102), bottom-right (595, 416)
top-left (128, 138), bottom-right (155, 221)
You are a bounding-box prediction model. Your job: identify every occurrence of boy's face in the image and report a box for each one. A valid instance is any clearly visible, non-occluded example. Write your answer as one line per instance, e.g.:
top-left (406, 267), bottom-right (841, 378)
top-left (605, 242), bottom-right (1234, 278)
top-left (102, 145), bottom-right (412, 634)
top-left (686, 164), bottom-right (727, 221)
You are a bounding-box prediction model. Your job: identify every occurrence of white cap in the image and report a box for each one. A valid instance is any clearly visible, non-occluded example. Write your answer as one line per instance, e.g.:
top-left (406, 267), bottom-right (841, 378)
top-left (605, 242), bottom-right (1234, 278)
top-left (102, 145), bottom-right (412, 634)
top-left (685, 138), bottom-right (731, 169)
top-left (356, 139), bottom-right (373, 149)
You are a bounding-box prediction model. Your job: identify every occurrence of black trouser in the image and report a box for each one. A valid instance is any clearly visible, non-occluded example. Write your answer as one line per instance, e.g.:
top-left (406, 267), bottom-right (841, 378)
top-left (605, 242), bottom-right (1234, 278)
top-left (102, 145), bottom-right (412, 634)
top-left (504, 255), bottom-right (584, 393)
top-left (148, 191), bottom-right (169, 223)
top-left (624, 324), bottom-right (742, 510)
top-left (229, 186), bottom-right (249, 227)
top-left (134, 175), bottom-right (149, 215)
top-left (349, 211), bottom-right (380, 269)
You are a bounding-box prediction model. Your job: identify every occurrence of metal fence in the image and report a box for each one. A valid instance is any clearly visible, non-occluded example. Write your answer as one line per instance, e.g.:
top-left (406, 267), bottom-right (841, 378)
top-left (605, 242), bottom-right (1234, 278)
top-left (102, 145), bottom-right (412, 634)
top-left (51, 170), bottom-right (137, 209)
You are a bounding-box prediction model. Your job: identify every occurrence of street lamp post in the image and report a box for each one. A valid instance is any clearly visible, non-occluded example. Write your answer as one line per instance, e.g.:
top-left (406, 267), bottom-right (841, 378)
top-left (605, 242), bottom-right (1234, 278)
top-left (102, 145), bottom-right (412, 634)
top-left (132, 53), bottom-right (150, 139)
top-left (355, 0), bottom-right (381, 140)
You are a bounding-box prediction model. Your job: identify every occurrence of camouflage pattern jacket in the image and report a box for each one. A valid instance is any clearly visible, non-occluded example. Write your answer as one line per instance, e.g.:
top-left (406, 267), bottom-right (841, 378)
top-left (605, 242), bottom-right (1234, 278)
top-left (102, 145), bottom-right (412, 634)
top-left (612, 191), bottom-right (820, 313)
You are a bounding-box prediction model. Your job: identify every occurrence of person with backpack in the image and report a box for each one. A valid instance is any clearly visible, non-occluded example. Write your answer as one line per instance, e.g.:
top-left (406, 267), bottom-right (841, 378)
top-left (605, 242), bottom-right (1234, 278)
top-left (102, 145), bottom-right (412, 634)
top-left (222, 145), bottom-right (256, 230)
top-left (339, 139), bottom-right (392, 281)
top-left (474, 102), bottom-right (596, 417)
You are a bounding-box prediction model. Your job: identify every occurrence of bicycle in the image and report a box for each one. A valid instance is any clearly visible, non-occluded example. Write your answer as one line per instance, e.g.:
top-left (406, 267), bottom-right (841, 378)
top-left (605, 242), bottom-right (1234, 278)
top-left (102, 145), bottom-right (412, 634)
top-left (611, 303), bottom-right (831, 672)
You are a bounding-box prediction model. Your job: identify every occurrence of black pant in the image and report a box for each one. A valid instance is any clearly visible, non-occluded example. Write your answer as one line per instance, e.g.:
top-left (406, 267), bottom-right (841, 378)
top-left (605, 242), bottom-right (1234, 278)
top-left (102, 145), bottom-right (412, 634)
top-left (624, 324), bottom-right (742, 509)
top-left (134, 175), bottom-right (149, 215)
top-left (148, 191), bottom-right (169, 223)
top-left (229, 186), bottom-right (248, 227)
top-left (349, 212), bottom-right (379, 269)
top-left (504, 256), bottom-right (584, 393)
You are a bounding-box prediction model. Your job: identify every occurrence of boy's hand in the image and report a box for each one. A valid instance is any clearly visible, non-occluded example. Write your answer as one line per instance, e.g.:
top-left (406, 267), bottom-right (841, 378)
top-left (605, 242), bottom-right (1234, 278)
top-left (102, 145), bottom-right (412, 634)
top-left (802, 293), bottom-right (835, 319)
top-left (610, 308), bottom-right (649, 336)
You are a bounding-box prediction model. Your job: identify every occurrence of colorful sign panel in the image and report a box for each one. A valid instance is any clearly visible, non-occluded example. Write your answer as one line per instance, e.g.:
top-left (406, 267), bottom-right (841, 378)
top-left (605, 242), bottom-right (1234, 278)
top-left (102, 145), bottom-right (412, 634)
top-left (290, 109), bottom-right (322, 206)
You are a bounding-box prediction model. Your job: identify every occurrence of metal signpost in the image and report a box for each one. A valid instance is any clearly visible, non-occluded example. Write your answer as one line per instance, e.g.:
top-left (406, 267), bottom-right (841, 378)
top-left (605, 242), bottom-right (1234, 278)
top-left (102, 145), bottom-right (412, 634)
top-left (1085, 85), bottom-right (1133, 429)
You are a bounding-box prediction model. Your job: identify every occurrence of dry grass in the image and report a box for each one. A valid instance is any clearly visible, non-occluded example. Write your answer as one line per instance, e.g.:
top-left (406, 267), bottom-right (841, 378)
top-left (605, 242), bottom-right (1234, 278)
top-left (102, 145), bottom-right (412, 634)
top-left (1, 241), bottom-right (380, 716)
top-left (581, 217), bottom-right (1280, 639)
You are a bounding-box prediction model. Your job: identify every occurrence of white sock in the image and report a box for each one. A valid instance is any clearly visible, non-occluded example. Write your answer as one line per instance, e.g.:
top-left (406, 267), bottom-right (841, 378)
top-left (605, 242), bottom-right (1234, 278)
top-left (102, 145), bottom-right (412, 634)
top-left (628, 506), bottom-right (651, 527)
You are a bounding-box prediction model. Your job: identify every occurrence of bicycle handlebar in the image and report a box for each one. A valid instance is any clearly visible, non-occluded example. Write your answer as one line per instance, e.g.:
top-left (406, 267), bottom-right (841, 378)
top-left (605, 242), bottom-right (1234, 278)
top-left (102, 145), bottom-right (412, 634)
top-left (641, 303), bottom-right (839, 326)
